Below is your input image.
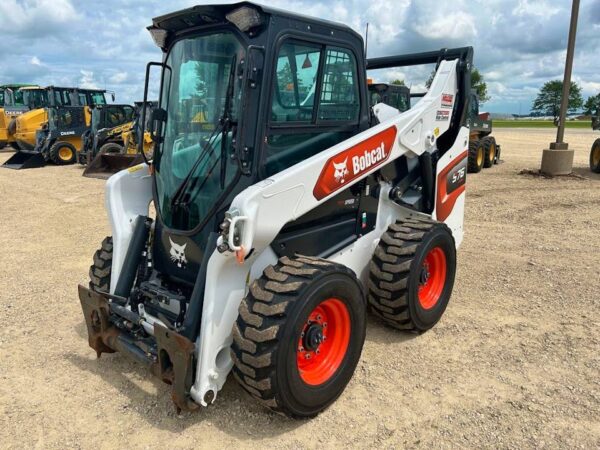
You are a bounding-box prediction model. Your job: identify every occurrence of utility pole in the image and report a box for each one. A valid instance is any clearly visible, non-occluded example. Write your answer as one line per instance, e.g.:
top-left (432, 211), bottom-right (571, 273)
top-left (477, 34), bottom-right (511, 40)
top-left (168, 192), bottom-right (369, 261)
top-left (540, 0), bottom-right (580, 175)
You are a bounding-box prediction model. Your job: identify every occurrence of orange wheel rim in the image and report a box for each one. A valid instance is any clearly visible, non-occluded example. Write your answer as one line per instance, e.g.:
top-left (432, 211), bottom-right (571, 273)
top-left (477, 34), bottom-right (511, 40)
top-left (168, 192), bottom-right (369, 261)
top-left (477, 147), bottom-right (483, 166)
top-left (488, 143), bottom-right (495, 162)
top-left (418, 247), bottom-right (447, 310)
top-left (297, 298), bottom-right (350, 386)
top-left (58, 147), bottom-right (72, 161)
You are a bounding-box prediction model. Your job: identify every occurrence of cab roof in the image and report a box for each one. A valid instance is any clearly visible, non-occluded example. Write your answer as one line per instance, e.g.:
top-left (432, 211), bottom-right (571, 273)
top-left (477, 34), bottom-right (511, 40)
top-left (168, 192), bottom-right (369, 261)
top-left (18, 86), bottom-right (106, 93)
top-left (150, 2), bottom-right (362, 44)
top-left (0, 84), bottom-right (37, 89)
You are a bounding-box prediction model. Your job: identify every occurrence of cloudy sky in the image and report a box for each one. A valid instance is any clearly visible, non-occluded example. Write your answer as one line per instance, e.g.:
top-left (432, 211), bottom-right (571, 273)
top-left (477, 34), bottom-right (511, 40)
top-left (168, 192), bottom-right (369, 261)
top-left (1, 0), bottom-right (599, 113)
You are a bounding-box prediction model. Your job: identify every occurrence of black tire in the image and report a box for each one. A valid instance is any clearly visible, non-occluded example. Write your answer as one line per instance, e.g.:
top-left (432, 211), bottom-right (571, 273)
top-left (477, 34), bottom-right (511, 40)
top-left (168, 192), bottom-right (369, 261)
top-left (7, 119), bottom-right (16, 135)
top-left (481, 136), bottom-right (496, 168)
top-left (467, 140), bottom-right (484, 173)
top-left (231, 255), bottom-right (366, 418)
top-left (368, 218), bottom-right (456, 332)
top-left (9, 142), bottom-right (20, 151)
top-left (590, 139), bottom-right (600, 173)
top-left (99, 142), bottom-right (124, 155)
top-left (89, 237), bottom-right (112, 293)
top-left (49, 141), bottom-right (77, 165)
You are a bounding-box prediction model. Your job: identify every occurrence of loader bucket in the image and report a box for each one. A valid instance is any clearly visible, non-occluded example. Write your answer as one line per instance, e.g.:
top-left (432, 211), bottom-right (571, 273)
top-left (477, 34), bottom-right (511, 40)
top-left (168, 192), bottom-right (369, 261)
top-left (1, 151), bottom-right (46, 169)
top-left (82, 153), bottom-right (144, 179)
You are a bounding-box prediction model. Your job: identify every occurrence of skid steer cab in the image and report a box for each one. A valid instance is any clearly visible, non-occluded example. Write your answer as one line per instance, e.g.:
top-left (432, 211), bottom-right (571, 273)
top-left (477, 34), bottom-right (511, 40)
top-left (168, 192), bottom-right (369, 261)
top-left (78, 2), bottom-right (473, 418)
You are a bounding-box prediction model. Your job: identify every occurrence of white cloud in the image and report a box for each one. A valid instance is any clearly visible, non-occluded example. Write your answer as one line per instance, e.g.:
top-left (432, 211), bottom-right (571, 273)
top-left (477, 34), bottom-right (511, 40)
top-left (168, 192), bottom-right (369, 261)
top-left (79, 70), bottom-right (99, 89)
top-left (109, 72), bottom-right (128, 84)
top-left (0, 0), bottom-right (79, 35)
top-left (415, 11), bottom-right (477, 40)
top-left (30, 56), bottom-right (43, 66)
top-left (514, 0), bottom-right (561, 18)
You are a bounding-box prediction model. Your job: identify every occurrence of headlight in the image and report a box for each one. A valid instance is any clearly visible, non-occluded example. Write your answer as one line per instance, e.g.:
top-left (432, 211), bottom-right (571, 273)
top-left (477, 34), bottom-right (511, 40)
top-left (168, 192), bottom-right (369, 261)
top-left (226, 6), bottom-right (264, 32)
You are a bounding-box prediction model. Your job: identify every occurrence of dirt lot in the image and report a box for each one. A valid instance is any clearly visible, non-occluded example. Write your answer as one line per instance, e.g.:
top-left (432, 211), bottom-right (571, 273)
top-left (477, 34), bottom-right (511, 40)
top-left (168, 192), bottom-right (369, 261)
top-left (0, 128), bottom-right (598, 449)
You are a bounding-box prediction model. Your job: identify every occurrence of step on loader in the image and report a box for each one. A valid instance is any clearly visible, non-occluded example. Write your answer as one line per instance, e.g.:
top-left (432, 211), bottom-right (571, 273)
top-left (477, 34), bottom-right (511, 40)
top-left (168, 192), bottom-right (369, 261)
top-left (81, 102), bottom-right (157, 179)
top-left (2, 88), bottom-right (109, 169)
top-left (78, 2), bottom-right (473, 418)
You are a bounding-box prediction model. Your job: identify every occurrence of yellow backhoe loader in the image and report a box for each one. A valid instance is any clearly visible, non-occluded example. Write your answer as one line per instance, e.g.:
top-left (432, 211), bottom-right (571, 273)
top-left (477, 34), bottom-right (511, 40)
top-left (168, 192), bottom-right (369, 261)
top-left (81, 101), bottom-right (156, 178)
top-left (0, 84), bottom-right (38, 149)
top-left (3, 87), bottom-right (109, 169)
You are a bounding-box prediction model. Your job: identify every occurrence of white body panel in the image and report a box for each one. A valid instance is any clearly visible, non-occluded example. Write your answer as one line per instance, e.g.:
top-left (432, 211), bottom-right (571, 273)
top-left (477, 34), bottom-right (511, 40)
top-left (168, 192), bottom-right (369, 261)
top-left (104, 59), bottom-right (467, 406)
top-left (105, 164), bottom-right (153, 294)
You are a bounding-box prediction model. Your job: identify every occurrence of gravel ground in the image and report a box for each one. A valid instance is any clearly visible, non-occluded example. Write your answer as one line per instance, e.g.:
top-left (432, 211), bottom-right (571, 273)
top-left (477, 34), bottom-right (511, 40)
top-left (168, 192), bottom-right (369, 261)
top-left (0, 128), bottom-right (598, 449)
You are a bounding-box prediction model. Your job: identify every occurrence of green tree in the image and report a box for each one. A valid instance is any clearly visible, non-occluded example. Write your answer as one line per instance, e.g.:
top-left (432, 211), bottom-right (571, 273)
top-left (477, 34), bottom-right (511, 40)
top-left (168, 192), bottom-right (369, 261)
top-left (426, 67), bottom-right (489, 103)
top-left (391, 79), bottom-right (405, 86)
top-left (470, 69), bottom-right (489, 103)
top-left (531, 80), bottom-right (584, 121)
top-left (583, 93), bottom-right (600, 116)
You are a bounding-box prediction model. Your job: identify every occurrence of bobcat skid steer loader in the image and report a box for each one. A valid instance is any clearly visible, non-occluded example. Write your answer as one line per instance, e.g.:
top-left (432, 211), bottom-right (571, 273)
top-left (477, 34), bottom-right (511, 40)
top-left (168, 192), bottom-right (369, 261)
top-left (78, 2), bottom-right (472, 418)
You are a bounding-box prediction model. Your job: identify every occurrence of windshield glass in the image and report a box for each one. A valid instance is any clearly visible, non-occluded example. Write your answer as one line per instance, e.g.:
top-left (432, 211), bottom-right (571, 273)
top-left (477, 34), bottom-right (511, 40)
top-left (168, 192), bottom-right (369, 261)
top-left (155, 32), bottom-right (244, 231)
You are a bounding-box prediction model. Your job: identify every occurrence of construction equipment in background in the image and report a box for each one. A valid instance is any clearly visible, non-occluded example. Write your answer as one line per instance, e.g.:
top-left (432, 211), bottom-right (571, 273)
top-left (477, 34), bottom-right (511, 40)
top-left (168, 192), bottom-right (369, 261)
top-left (2, 88), bottom-right (109, 169)
top-left (466, 90), bottom-right (500, 173)
top-left (0, 84), bottom-right (38, 149)
top-left (77, 2), bottom-right (473, 418)
top-left (81, 101), bottom-right (157, 179)
top-left (78, 103), bottom-right (135, 165)
top-left (368, 81), bottom-right (411, 113)
top-left (590, 112), bottom-right (600, 173)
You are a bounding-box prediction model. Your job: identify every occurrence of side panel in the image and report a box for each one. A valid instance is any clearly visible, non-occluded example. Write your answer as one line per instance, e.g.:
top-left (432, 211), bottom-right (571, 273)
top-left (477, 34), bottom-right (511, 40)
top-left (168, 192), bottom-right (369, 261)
top-left (432, 126), bottom-right (469, 247)
top-left (105, 164), bottom-right (153, 293)
top-left (328, 183), bottom-right (418, 286)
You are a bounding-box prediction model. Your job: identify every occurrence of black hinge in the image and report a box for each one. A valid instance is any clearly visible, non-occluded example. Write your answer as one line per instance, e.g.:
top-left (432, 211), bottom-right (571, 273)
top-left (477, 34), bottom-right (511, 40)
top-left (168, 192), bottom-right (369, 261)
top-left (239, 145), bottom-right (252, 174)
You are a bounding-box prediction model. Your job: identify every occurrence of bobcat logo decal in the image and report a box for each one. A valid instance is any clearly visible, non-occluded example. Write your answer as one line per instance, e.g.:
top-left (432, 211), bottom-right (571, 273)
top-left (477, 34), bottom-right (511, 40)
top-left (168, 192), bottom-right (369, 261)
top-left (332, 158), bottom-right (349, 184)
top-left (169, 237), bottom-right (188, 268)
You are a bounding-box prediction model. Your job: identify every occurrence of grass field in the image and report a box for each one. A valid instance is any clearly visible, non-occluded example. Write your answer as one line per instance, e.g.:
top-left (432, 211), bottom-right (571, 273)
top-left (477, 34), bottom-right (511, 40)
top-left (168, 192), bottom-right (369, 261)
top-left (494, 120), bottom-right (592, 129)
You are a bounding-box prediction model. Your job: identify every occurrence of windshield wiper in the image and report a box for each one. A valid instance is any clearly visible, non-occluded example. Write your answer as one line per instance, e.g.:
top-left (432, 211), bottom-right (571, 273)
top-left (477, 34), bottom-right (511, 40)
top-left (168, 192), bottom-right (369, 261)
top-left (170, 54), bottom-right (237, 210)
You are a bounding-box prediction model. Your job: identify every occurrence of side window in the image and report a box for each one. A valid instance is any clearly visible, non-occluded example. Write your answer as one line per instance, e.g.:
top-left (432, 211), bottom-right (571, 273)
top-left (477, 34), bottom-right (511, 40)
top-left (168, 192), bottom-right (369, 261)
top-left (79, 93), bottom-right (88, 105)
top-left (60, 91), bottom-right (73, 106)
top-left (317, 48), bottom-right (359, 122)
top-left (92, 92), bottom-right (107, 105)
top-left (125, 106), bottom-right (134, 121)
top-left (271, 43), bottom-right (321, 123)
top-left (264, 41), bottom-right (362, 177)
